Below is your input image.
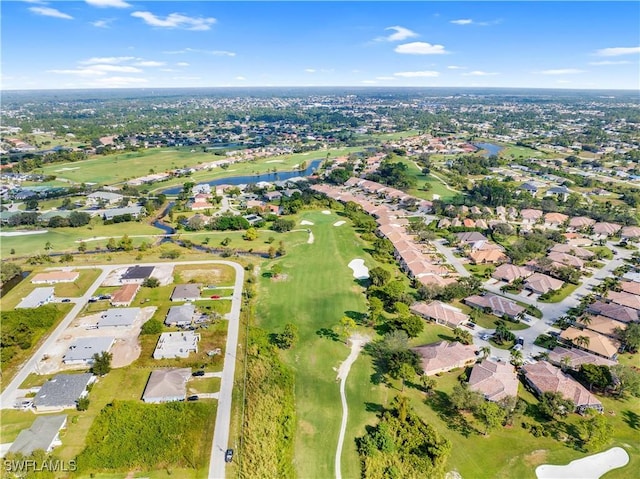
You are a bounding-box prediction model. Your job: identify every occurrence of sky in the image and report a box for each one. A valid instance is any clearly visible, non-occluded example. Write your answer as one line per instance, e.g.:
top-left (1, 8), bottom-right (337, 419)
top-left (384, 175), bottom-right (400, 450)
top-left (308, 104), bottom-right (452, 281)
top-left (1, 1), bottom-right (639, 90)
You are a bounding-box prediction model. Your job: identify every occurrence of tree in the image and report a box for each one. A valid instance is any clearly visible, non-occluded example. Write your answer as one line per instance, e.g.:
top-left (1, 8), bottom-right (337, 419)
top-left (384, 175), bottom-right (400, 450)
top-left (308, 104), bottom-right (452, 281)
top-left (77, 396), bottom-right (90, 411)
top-left (338, 315), bottom-right (357, 342)
top-left (276, 323), bottom-right (298, 349)
top-left (393, 314), bottom-right (424, 338)
top-left (574, 335), bottom-right (591, 350)
top-left (44, 241), bottom-right (53, 253)
top-left (616, 322), bottom-right (640, 353)
top-left (91, 351), bottom-right (112, 376)
top-left (579, 364), bottom-right (613, 391)
top-left (421, 375), bottom-right (437, 396)
top-left (450, 383), bottom-right (482, 412)
top-left (243, 227), bottom-right (259, 241)
top-left (118, 234), bottom-right (134, 251)
top-left (510, 348), bottom-right (524, 367)
top-left (26, 198), bottom-right (39, 210)
top-left (142, 277), bottom-right (160, 288)
top-left (576, 410), bottom-right (612, 451)
top-left (277, 241), bottom-right (286, 256)
top-left (78, 241), bottom-right (87, 253)
top-left (453, 327), bottom-right (473, 345)
top-left (611, 364), bottom-right (640, 398)
top-left (368, 297), bottom-right (384, 326)
top-left (538, 391), bottom-right (574, 419)
top-left (474, 400), bottom-right (506, 436)
top-left (141, 318), bottom-right (163, 335)
top-left (272, 218), bottom-right (295, 233)
top-left (268, 246), bottom-right (277, 259)
top-left (106, 238), bottom-right (117, 251)
top-left (480, 346), bottom-right (491, 360)
top-left (270, 263), bottom-right (283, 278)
top-left (398, 363), bottom-right (415, 392)
top-left (369, 267), bottom-right (392, 287)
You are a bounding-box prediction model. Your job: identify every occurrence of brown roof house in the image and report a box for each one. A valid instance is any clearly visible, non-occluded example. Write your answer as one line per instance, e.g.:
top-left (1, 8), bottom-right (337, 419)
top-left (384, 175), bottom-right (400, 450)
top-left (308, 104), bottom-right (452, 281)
top-left (522, 361), bottom-right (603, 414)
top-left (568, 216), bottom-right (596, 231)
top-left (468, 360), bottom-right (519, 402)
top-left (548, 346), bottom-right (617, 370)
top-left (469, 248), bottom-right (508, 265)
top-left (560, 328), bottom-right (621, 360)
top-left (524, 273), bottom-right (564, 295)
top-left (546, 252), bottom-right (584, 270)
top-left (592, 222), bottom-right (621, 238)
top-left (588, 301), bottom-right (637, 323)
top-left (465, 294), bottom-right (525, 319)
top-left (412, 341), bottom-right (478, 376)
top-left (520, 209), bottom-right (543, 225)
top-left (607, 290), bottom-right (640, 311)
top-left (492, 264), bottom-right (533, 283)
top-left (411, 301), bottom-right (469, 329)
top-left (110, 283), bottom-right (140, 307)
top-left (549, 244), bottom-right (595, 259)
top-left (544, 212), bottom-right (569, 228)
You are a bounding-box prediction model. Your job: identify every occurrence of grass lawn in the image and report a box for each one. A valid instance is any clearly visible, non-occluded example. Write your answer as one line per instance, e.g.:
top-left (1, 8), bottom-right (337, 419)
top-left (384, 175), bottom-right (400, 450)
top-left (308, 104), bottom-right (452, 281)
top-left (173, 263), bottom-right (236, 286)
top-left (0, 221), bottom-right (164, 258)
top-left (53, 268), bottom-right (102, 297)
top-left (452, 300), bottom-right (530, 331)
top-left (255, 209), bottom-right (385, 478)
top-left (175, 228), bottom-right (309, 255)
top-left (188, 377), bottom-right (221, 394)
top-left (538, 282), bottom-right (581, 303)
top-left (396, 158), bottom-right (458, 201)
top-left (465, 263), bottom-right (496, 279)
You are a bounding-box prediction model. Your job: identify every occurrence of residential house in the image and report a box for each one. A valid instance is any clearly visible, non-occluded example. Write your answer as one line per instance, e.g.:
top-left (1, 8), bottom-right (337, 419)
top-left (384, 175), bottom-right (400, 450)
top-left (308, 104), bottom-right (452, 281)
top-left (520, 209), bottom-right (543, 225)
top-left (455, 232), bottom-right (488, 245)
top-left (568, 217), bottom-right (596, 231)
top-left (492, 264), bottom-right (533, 283)
top-left (416, 274), bottom-right (458, 288)
top-left (607, 290), bottom-right (640, 311)
top-left (583, 315), bottom-right (626, 338)
top-left (8, 415), bottom-right (68, 456)
top-left (549, 244), bottom-right (595, 259)
top-left (465, 294), bottom-right (525, 319)
top-left (165, 303), bottom-right (197, 327)
top-left (62, 337), bottom-right (115, 365)
top-left (86, 191), bottom-right (123, 206)
top-left (153, 331), bottom-right (200, 359)
top-left (545, 185), bottom-right (572, 202)
top-left (548, 346), bottom-right (616, 370)
top-left (592, 222), bottom-right (621, 238)
top-left (518, 183), bottom-right (538, 196)
top-left (31, 271), bottom-right (79, 284)
top-left (524, 273), bottom-right (564, 295)
top-left (468, 360), bottom-right (519, 402)
top-left (120, 265), bottom-right (155, 284)
top-left (412, 341), bottom-right (478, 376)
top-left (410, 301), bottom-right (469, 329)
top-left (96, 308), bottom-right (141, 329)
top-left (110, 283), bottom-right (140, 307)
top-left (544, 212), bottom-right (569, 228)
top-left (560, 328), bottom-right (621, 360)
top-left (621, 226), bottom-right (640, 240)
top-left (546, 252), bottom-right (584, 270)
top-left (16, 287), bottom-right (55, 309)
top-left (587, 301), bottom-right (638, 323)
top-left (522, 362), bottom-right (603, 413)
top-left (469, 248), bottom-right (508, 265)
top-left (142, 368), bottom-right (191, 403)
top-left (619, 281), bottom-right (640, 295)
top-left (171, 284), bottom-right (202, 302)
top-left (102, 205), bottom-right (144, 221)
top-left (33, 373), bottom-right (94, 412)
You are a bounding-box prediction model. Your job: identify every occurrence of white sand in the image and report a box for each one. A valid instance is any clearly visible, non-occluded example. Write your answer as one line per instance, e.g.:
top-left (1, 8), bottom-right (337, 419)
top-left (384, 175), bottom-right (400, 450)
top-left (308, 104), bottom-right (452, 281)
top-left (292, 164), bottom-right (299, 168)
top-left (55, 167), bottom-right (80, 172)
top-left (301, 220), bottom-right (314, 226)
top-left (348, 259), bottom-right (369, 279)
top-left (322, 210), bottom-right (331, 215)
top-left (307, 232), bottom-right (315, 244)
top-left (333, 221), bottom-right (346, 227)
top-left (535, 447), bottom-right (629, 479)
top-left (265, 160), bottom-right (284, 163)
top-left (0, 230), bottom-right (48, 237)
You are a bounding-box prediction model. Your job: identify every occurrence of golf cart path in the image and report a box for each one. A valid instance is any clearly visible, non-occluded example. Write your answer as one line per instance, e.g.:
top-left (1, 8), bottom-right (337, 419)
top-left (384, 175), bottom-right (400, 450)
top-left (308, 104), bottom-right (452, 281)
top-left (334, 334), bottom-right (370, 479)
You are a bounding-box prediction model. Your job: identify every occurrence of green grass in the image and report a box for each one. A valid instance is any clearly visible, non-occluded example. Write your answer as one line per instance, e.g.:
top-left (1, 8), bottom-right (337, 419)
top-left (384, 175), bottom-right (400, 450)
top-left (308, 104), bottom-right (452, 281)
top-left (0, 221), bottom-right (163, 258)
top-left (452, 301), bottom-right (530, 331)
top-left (255, 209), bottom-right (384, 478)
top-left (53, 268), bottom-right (102, 297)
top-left (174, 228), bottom-right (309, 255)
top-left (173, 263), bottom-right (237, 286)
top-left (465, 263), bottom-right (496, 279)
top-left (396, 158), bottom-right (458, 201)
top-left (538, 282), bottom-right (581, 303)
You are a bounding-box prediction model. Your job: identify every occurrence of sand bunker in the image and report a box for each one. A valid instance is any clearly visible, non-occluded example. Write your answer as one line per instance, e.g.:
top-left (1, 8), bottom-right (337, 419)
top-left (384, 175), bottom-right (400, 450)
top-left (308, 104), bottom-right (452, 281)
top-left (322, 210), bottom-right (331, 215)
top-left (265, 160), bottom-right (284, 163)
top-left (55, 167), bottom-right (80, 172)
top-left (535, 447), bottom-right (629, 479)
top-left (301, 220), bottom-right (314, 225)
top-left (348, 259), bottom-right (369, 280)
top-left (333, 221), bottom-right (346, 227)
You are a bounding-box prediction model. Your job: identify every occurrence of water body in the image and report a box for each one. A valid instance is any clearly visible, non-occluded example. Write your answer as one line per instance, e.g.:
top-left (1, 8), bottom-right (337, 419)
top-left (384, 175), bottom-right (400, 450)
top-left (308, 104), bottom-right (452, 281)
top-left (161, 159), bottom-right (322, 195)
top-left (473, 142), bottom-right (504, 157)
top-left (0, 271), bottom-right (30, 298)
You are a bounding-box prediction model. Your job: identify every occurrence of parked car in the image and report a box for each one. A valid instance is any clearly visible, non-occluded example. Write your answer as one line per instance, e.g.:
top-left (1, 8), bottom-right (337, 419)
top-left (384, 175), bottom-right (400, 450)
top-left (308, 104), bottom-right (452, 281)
top-left (192, 370), bottom-right (205, 377)
top-left (225, 449), bottom-right (234, 463)
top-left (61, 298), bottom-right (71, 303)
top-left (211, 295), bottom-right (220, 299)
top-left (516, 336), bottom-right (524, 346)
top-left (187, 395), bottom-right (199, 401)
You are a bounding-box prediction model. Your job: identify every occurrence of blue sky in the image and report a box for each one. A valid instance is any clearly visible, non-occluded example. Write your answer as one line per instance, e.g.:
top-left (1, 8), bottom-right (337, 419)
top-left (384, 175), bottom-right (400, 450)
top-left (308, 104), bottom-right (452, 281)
top-left (2, 1), bottom-right (639, 90)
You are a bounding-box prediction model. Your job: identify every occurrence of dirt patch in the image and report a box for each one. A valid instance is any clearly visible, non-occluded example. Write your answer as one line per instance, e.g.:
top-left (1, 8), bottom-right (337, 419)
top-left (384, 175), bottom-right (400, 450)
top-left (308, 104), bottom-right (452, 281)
top-left (299, 420), bottom-right (316, 436)
top-left (175, 265), bottom-right (235, 285)
top-left (445, 472), bottom-right (463, 479)
top-left (525, 450), bottom-right (548, 467)
top-left (271, 274), bottom-right (289, 282)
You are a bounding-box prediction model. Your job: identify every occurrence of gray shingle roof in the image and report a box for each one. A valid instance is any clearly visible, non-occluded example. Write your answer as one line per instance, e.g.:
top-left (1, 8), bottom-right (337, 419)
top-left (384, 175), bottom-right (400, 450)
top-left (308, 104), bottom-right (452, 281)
top-left (34, 374), bottom-right (93, 409)
top-left (8, 415), bottom-right (67, 455)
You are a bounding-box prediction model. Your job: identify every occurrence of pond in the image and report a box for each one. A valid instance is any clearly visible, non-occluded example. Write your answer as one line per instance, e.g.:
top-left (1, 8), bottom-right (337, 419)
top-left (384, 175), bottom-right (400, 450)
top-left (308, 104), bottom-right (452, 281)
top-left (473, 142), bottom-right (504, 157)
top-left (161, 159), bottom-right (322, 195)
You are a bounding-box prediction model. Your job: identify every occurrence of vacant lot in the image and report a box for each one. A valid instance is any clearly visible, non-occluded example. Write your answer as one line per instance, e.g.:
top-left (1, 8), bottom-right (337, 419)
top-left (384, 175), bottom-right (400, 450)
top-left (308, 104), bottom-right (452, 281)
top-left (173, 264), bottom-right (236, 286)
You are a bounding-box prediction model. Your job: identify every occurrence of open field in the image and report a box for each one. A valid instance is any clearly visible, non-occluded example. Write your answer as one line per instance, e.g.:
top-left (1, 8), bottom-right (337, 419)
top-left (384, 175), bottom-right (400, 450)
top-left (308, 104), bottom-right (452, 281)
top-left (0, 221), bottom-right (163, 258)
top-left (173, 263), bottom-right (236, 286)
top-left (396, 158), bottom-right (458, 201)
top-left (256, 209), bottom-right (385, 478)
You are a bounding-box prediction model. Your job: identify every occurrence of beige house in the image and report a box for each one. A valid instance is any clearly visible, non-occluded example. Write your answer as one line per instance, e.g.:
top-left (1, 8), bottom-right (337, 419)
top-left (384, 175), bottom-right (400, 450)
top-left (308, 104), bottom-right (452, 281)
top-left (411, 301), bottom-right (469, 329)
top-left (560, 327), bottom-right (621, 360)
top-left (468, 360), bottom-right (519, 402)
top-left (412, 341), bottom-right (478, 376)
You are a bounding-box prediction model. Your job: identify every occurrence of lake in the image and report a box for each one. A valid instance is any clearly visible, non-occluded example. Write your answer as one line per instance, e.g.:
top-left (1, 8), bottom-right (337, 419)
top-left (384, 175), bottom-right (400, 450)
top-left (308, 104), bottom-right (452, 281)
top-left (473, 142), bottom-right (504, 157)
top-left (161, 159), bottom-right (322, 195)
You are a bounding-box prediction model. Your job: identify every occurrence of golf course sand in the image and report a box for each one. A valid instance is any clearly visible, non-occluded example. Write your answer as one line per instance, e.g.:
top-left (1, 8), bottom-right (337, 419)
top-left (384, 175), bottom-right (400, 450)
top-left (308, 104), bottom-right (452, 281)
top-left (333, 221), bottom-right (346, 227)
top-left (322, 210), bottom-right (331, 215)
top-left (301, 220), bottom-right (314, 225)
top-left (348, 259), bottom-right (369, 279)
top-left (535, 447), bottom-right (629, 479)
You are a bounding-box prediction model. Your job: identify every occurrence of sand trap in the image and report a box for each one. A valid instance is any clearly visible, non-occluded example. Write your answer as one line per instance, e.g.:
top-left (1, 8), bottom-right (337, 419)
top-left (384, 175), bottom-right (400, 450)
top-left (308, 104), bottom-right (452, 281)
top-left (55, 167), bottom-right (80, 172)
top-left (307, 232), bottom-right (315, 244)
top-left (322, 210), bottom-right (331, 215)
top-left (348, 259), bottom-right (369, 280)
top-left (292, 164), bottom-right (299, 168)
top-left (265, 159), bottom-right (284, 163)
top-left (301, 220), bottom-right (314, 226)
top-left (333, 221), bottom-right (346, 227)
top-left (535, 447), bottom-right (629, 479)
top-left (0, 230), bottom-right (48, 237)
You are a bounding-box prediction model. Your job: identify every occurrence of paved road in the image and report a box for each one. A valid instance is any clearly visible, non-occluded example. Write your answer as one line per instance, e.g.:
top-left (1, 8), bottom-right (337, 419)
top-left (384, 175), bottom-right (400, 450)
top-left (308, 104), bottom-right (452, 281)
top-left (431, 239), bottom-right (471, 277)
top-left (208, 261), bottom-right (244, 479)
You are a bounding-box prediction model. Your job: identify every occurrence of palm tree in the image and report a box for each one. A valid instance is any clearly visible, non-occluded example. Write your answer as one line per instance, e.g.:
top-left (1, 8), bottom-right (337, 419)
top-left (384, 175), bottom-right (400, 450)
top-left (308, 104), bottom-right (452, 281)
top-left (578, 315), bottom-right (593, 327)
top-left (560, 355), bottom-right (571, 372)
top-left (574, 335), bottom-right (591, 350)
top-left (510, 349), bottom-right (524, 367)
top-left (480, 346), bottom-right (491, 360)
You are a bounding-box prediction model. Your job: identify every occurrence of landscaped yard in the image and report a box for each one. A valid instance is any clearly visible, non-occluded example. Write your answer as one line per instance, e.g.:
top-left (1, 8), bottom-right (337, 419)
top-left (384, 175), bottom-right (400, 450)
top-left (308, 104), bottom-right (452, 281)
top-left (539, 282), bottom-right (581, 303)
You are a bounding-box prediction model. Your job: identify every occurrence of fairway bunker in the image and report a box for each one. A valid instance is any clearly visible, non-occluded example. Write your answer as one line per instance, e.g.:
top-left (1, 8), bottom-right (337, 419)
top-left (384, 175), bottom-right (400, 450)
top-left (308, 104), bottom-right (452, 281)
top-left (333, 221), bottom-right (346, 227)
top-left (348, 259), bottom-right (369, 279)
top-left (322, 210), bottom-right (331, 215)
top-left (301, 220), bottom-right (314, 225)
top-left (535, 447), bottom-right (629, 479)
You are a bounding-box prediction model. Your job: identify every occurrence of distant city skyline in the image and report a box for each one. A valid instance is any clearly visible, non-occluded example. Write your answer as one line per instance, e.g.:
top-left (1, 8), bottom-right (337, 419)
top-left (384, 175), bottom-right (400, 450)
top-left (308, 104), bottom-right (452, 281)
top-left (2, 1), bottom-right (639, 90)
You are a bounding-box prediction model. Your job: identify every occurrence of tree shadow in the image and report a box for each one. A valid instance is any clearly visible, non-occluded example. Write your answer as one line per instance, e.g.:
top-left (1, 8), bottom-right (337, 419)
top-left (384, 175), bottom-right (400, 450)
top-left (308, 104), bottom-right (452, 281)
top-left (316, 328), bottom-right (339, 342)
top-left (354, 278), bottom-right (371, 288)
top-left (426, 390), bottom-right (475, 437)
top-left (344, 310), bottom-right (368, 325)
top-left (267, 332), bottom-right (280, 346)
top-left (364, 402), bottom-right (384, 413)
top-left (623, 410), bottom-right (640, 430)
top-left (261, 272), bottom-right (273, 278)
top-left (437, 333), bottom-right (456, 342)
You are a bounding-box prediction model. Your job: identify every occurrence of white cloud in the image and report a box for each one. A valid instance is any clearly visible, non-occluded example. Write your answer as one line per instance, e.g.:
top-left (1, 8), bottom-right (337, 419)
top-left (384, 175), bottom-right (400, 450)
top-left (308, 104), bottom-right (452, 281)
top-left (131, 11), bottom-right (216, 31)
top-left (90, 76), bottom-right (149, 86)
top-left (171, 76), bottom-right (201, 81)
top-left (91, 19), bottom-right (114, 28)
top-left (451, 19), bottom-right (473, 25)
top-left (375, 76), bottom-right (396, 80)
top-left (176, 62), bottom-right (190, 67)
top-left (537, 69), bottom-right (585, 75)
top-left (556, 80), bottom-right (571, 84)
top-left (29, 6), bottom-right (73, 20)
top-left (376, 26), bottom-right (419, 42)
top-left (49, 65), bottom-right (143, 76)
top-left (235, 76), bottom-right (246, 81)
top-left (588, 60), bottom-right (631, 66)
top-left (86, 0), bottom-right (131, 8)
top-left (134, 61), bottom-right (165, 67)
top-left (447, 65), bottom-right (467, 70)
top-left (394, 70), bottom-right (440, 78)
top-left (462, 70), bottom-right (499, 76)
top-left (304, 68), bottom-right (316, 73)
top-left (361, 80), bottom-right (377, 84)
top-left (395, 42), bottom-right (448, 55)
top-left (594, 46), bottom-right (640, 57)
top-left (80, 56), bottom-right (135, 65)
top-left (162, 48), bottom-right (235, 56)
